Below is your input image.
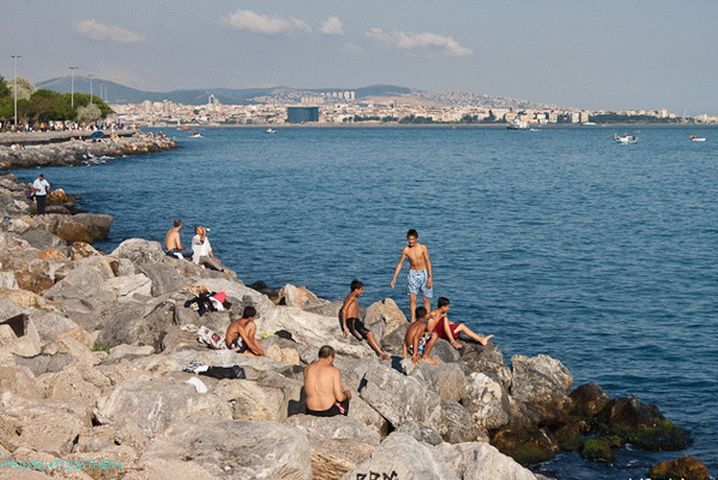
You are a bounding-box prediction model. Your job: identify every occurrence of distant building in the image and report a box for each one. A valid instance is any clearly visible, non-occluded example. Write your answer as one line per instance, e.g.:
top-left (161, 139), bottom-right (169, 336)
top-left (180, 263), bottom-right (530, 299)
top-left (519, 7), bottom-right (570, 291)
top-left (208, 94), bottom-right (220, 106)
top-left (287, 106), bottom-right (320, 123)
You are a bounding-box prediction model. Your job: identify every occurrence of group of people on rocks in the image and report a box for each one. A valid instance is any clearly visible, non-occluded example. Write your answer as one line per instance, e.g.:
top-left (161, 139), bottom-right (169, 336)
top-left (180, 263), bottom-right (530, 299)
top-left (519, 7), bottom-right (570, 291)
top-left (169, 224), bottom-right (493, 418)
top-left (164, 218), bottom-right (226, 272)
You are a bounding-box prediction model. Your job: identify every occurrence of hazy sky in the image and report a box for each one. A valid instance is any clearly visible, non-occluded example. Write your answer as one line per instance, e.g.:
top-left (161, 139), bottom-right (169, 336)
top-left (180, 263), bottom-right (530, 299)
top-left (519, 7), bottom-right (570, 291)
top-left (2, 1), bottom-right (717, 113)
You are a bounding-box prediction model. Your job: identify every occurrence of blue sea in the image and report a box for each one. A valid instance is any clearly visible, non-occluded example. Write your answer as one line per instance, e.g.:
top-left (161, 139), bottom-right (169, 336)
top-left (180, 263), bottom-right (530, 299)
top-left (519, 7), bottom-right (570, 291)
top-left (16, 125), bottom-right (718, 480)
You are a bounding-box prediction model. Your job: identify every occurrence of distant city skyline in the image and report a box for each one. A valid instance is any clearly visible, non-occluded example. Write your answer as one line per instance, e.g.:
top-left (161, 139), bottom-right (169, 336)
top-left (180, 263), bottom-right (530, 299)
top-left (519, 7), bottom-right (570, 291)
top-left (2, 0), bottom-right (717, 114)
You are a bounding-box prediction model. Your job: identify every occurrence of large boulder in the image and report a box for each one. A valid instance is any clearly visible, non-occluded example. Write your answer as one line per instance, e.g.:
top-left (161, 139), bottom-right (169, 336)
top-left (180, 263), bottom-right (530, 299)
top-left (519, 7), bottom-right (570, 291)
top-left (595, 396), bottom-right (692, 450)
top-left (344, 432), bottom-right (459, 480)
top-left (141, 419), bottom-right (312, 479)
top-left (99, 273), bottom-right (153, 300)
top-left (43, 256), bottom-right (116, 301)
top-left (510, 354), bottom-right (573, 426)
top-left (570, 382), bottom-right (610, 419)
top-left (278, 283), bottom-right (327, 310)
top-left (438, 441), bottom-right (540, 480)
top-left (287, 414), bottom-right (380, 480)
top-left (212, 378), bottom-right (286, 421)
top-left (94, 378), bottom-right (232, 438)
top-left (462, 372), bottom-right (513, 432)
top-left (96, 299), bottom-right (175, 351)
top-left (407, 361), bottom-right (467, 402)
top-left (359, 362), bottom-right (442, 429)
top-left (648, 456), bottom-right (710, 480)
top-left (364, 297), bottom-right (408, 341)
top-left (71, 213), bottom-right (112, 243)
top-left (439, 400), bottom-right (485, 444)
top-left (491, 425), bottom-right (561, 466)
top-left (111, 238), bottom-right (166, 265)
top-left (461, 343), bottom-right (512, 389)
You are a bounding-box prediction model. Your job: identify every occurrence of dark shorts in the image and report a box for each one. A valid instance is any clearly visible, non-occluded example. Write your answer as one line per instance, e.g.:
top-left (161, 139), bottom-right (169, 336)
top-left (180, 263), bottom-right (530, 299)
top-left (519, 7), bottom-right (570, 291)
top-left (306, 399), bottom-right (350, 417)
top-left (227, 337), bottom-right (248, 353)
top-left (347, 317), bottom-right (370, 341)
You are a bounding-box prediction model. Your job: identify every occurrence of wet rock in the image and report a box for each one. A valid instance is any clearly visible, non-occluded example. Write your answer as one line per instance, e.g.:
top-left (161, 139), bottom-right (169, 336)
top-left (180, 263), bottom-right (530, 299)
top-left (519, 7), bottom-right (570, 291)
top-left (491, 425), bottom-right (560, 466)
top-left (140, 419), bottom-right (312, 479)
top-left (552, 415), bottom-right (590, 451)
top-left (595, 396), bottom-right (692, 450)
top-left (570, 382), bottom-right (610, 419)
top-left (579, 435), bottom-right (621, 462)
top-left (648, 455), bottom-right (710, 480)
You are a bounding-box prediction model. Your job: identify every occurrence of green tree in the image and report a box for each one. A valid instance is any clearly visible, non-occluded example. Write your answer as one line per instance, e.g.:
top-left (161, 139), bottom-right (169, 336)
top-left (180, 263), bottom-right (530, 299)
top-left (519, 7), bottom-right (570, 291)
top-left (76, 103), bottom-right (102, 123)
top-left (7, 77), bottom-right (35, 100)
top-left (28, 89), bottom-right (72, 122)
top-left (0, 75), bottom-right (10, 99)
top-left (70, 93), bottom-right (112, 118)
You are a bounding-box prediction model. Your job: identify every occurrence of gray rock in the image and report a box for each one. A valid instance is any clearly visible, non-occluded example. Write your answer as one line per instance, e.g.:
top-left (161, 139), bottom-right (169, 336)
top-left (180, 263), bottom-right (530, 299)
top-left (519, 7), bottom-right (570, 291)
top-left (141, 419), bottom-right (312, 479)
top-left (111, 238), bottom-right (165, 265)
top-left (359, 362), bottom-right (442, 429)
top-left (395, 422), bottom-right (445, 446)
top-left (97, 298), bottom-right (175, 351)
top-left (461, 343), bottom-right (512, 389)
top-left (408, 361), bottom-right (467, 402)
top-left (511, 354), bottom-right (574, 425)
top-left (212, 378), bottom-right (286, 421)
top-left (71, 213), bottom-right (112, 243)
top-left (343, 432), bottom-right (459, 480)
top-left (438, 441), bottom-right (539, 480)
top-left (439, 400), bottom-right (486, 444)
top-left (432, 338), bottom-right (461, 363)
top-left (462, 372), bottom-right (513, 432)
top-left (286, 414), bottom-right (381, 446)
top-left (364, 297), bottom-right (408, 341)
top-left (19, 228), bottom-right (68, 253)
top-left (104, 344), bottom-right (155, 364)
top-left (0, 272), bottom-right (18, 290)
top-left (43, 256), bottom-right (116, 301)
top-left (137, 262), bottom-right (185, 296)
top-left (100, 273), bottom-right (153, 301)
top-left (14, 352), bottom-right (73, 375)
top-left (94, 378), bottom-right (232, 438)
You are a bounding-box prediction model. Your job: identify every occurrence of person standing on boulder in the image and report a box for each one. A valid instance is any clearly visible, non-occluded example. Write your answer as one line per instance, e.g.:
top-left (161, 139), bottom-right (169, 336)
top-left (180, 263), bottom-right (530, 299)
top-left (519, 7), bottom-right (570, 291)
top-left (390, 229), bottom-right (433, 322)
top-left (32, 174), bottom-right (50, 215)
top-left (164, 219), bottom-right (193, 259)
top-left (341, 280), bottom-right (390, 360)
top-left (304, 345), bottom-right (352, 417)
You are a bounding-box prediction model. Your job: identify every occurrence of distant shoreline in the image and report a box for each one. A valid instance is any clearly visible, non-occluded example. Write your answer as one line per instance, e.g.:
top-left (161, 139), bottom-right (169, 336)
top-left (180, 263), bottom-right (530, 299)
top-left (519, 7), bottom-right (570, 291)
top-left (156, 122), bottom-right (715, 129)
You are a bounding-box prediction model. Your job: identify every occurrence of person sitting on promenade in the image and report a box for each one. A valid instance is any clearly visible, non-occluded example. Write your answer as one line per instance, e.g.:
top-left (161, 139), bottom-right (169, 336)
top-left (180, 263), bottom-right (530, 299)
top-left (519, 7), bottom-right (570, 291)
top-left (304, 345), bottom-right (351, 417)
top-left (225, 306), bottom-right (264, 356)
top-left (390, 229), bottom-right (434, 322)
top-left (32, 174), bottom-right (50, 215)
top-left (403, 307), bottom-right (439, 365)
top-left (428, 297), bottom-right (493, 349)
top-left (191, 225), bottom-right (225, 272)
top-left (341, 279), bottom-right (390, 360)
top-left (164, 219), bottom-right (193, 259)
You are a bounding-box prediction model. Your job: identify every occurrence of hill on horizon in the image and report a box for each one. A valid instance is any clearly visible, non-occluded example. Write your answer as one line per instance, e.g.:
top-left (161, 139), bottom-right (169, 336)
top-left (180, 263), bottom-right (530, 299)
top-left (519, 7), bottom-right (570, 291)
top-left (35, 77), bottom-right (413, 105)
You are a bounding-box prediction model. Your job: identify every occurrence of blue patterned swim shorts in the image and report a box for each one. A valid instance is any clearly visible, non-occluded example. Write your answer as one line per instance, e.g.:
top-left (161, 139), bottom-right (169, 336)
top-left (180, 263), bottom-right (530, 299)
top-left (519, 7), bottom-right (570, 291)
top-left (407, 269), bottom-right (433, 298)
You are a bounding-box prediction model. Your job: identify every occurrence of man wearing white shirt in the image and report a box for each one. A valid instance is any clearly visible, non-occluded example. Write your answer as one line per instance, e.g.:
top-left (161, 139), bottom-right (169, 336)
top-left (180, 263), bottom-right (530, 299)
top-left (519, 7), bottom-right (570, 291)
top-left (32, 174), bottom-right (51, 215)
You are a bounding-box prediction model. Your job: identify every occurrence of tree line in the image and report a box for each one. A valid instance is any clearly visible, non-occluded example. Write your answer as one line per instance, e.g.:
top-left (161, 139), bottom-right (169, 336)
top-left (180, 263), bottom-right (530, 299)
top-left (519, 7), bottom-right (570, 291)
top-left (0, 74), bottom-right (112, 126)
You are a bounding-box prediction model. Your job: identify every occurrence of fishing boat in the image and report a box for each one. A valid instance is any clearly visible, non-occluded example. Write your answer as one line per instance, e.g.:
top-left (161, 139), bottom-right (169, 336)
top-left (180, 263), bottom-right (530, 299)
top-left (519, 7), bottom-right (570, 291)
top-left (689, 134), bottom-right (706, 142)
top-left (189, 130), bottom-right (203, 138)
top-left (614, 133), bottom-right (638, 144)
top-left (265, 128), bottom-right (277, 134)
top-left (507, 119), bottom-right (529, 130)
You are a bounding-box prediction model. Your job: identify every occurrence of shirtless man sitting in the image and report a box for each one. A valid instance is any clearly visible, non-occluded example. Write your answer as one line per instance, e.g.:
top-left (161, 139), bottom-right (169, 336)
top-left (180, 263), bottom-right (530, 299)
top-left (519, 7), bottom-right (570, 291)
top-left (403, 307), bottom-right (438, 365)
top-left (341, 280), bottom-right (389, 360)
top-left (427, 297), bottom-right (493, 349)
top-left (390, 229), bottom-right (433, 322)
top-left (164, 219), bottom-right (192, 259)
top-left (225, 306), bottom-right (265, 355)
top-left (304, 345), bottom-right (351, 417)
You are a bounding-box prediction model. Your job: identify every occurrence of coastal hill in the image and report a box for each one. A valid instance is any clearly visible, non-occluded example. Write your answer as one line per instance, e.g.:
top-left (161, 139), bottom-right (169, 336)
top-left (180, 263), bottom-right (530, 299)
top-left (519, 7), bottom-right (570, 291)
top-left (37, 76), bottom-right (540, 109)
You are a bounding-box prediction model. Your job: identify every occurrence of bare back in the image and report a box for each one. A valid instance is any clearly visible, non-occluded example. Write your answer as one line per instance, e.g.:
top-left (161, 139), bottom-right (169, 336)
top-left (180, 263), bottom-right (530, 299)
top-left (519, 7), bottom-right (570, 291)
top-left (304, 362), bottom-right (341, 411)
top-left (404, 243), bottom-right (428, 270)
top-left (404, 321), bottom-right (425, 350)
top-left (341, 292), bottom-right (360, 319)
top-left (164, 228), bottom-right (181, 251)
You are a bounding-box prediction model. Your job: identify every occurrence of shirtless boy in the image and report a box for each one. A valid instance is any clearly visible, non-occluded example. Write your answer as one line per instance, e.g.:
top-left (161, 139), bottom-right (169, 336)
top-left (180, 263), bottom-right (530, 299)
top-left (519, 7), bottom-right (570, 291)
top-left (304, 345), bottom-right (351, 417)
top-left (341, 280), bottom-right (389, 360)
top-left (403, 307), bottom-right (438, 365)
top-left (164, 219), bottom-right (192, 259)
top-left (225, 306), bottom-right (265, 356)
top-left (427, 297), bottom-right (493, 348)
top-left (390, 229), bottom-right (433, 322)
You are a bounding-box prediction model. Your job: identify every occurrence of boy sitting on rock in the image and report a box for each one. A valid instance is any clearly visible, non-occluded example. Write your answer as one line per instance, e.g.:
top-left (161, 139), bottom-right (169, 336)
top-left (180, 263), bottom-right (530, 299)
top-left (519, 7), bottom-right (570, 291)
top-left (403, 307), bottom-right (438, 365)
top-left (225, 306), bottom-right (264, 356)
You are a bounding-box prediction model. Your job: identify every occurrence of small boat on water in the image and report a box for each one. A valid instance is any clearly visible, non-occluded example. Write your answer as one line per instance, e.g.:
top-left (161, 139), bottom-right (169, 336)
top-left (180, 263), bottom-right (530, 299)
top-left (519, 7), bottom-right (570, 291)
top-left (614, 133), bottom-right (638, 144)
top-left (177, 125), bottom-right (191, 131)
top-left (689, 134), bottom-right (706, 142)
top-left (507, 119), bottom-right (529, 130)
top-left (265, 128), bottom-right (277, 134)
top-left (582, 122), bottom-right (597, 126)
top-left (189, 130), bottom-right (203, 138)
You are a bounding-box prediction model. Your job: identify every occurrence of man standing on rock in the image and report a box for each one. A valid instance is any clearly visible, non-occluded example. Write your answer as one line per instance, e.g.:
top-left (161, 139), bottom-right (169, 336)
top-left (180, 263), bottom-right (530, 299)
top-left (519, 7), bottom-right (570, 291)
top-left (304, 345), bottom-right (351, 417)
top-left (390, 229), bottom-right (433, 322)
top-left (32, 174), bottom-right (50, 215)
top-left (341, 280), bottom-right (390, 360)
top-left (164, 219), bottom-right (192, 259)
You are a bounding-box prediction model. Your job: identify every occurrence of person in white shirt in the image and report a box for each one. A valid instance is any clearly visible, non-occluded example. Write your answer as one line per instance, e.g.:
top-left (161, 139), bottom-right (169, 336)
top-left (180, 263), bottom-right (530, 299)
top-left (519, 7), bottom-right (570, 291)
top-left (191, 226), bottom-right (225, 272)
top-left (32, 174), bottom-right (51, 215)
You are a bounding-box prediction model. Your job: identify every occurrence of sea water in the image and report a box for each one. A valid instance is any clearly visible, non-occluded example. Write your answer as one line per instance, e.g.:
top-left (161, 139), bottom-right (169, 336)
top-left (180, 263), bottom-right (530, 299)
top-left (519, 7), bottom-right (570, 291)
top-left (16, 125), bottom-right (718, 479)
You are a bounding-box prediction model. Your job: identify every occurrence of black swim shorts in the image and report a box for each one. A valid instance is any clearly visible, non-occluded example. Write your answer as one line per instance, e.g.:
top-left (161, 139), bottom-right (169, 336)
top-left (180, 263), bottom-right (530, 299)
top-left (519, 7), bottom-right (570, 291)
top-left (347, 317), bottom-right (370, 341)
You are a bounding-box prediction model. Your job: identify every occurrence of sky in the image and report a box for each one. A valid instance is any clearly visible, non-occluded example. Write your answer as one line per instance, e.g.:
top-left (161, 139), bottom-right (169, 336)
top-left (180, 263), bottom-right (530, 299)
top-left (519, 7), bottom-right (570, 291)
top-left (1, 0), bottom-right (717, 114)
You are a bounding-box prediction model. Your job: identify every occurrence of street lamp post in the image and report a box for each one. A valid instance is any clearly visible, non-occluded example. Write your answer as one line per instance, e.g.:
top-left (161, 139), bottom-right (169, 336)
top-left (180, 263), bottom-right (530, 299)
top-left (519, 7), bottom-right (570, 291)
top-left (69, 66), bottom-right (78, 109)
top-left (10, 54), bottom-right (22, 127)
top-left (88, 74), bottom-right (95, 104)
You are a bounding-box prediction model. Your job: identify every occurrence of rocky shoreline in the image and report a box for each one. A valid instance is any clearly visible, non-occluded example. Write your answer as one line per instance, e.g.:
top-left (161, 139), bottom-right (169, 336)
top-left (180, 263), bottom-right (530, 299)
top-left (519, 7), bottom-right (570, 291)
top-left (0, 172), bottom-right (710, 480)
top-left (0, 131), bottom-right (176, 169)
